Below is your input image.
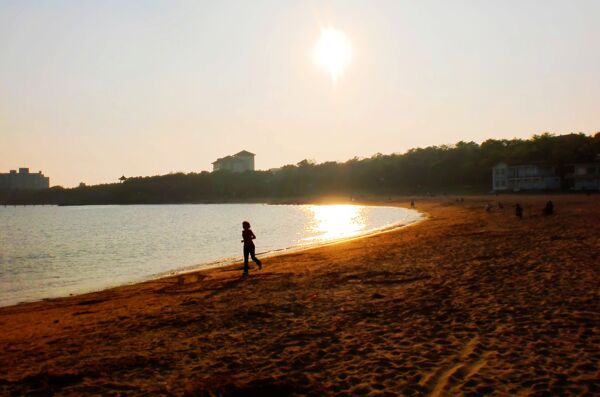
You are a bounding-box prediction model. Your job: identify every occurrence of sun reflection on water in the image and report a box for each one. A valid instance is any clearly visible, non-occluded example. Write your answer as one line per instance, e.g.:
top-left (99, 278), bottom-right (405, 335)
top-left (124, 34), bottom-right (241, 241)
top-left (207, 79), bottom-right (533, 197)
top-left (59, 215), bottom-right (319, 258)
top-left (304, 205), bottom-right (367, 241)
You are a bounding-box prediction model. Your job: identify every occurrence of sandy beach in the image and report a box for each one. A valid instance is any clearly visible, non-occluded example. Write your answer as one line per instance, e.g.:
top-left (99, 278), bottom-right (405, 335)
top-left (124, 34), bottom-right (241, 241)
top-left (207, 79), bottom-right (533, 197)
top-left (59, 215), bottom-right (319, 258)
top-left (1, 196), bottom-right (598, 396)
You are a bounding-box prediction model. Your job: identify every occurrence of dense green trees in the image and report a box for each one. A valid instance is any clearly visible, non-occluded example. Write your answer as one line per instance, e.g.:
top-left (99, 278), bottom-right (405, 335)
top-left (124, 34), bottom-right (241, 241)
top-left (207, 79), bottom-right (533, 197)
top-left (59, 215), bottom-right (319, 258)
top-left (3, 133), bottom-right (599, 205)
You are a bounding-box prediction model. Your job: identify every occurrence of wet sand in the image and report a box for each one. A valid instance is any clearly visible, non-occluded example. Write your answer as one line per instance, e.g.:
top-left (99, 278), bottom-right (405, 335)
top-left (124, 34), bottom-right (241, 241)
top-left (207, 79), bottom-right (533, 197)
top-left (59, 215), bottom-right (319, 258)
top-left (1, 196), bottom-right (598, 396)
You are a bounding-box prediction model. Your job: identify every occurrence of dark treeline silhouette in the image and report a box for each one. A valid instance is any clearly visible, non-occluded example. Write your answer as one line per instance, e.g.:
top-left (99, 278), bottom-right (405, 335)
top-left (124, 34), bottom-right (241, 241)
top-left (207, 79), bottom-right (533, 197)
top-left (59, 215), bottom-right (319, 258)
top-left (3, 133), bottom-right (599, 205)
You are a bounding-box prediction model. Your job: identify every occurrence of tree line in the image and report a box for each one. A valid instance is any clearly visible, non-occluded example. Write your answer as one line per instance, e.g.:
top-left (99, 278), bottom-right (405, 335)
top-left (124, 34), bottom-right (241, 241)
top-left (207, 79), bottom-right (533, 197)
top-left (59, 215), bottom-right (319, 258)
top-left (3, 133), bottom-right (599, 205)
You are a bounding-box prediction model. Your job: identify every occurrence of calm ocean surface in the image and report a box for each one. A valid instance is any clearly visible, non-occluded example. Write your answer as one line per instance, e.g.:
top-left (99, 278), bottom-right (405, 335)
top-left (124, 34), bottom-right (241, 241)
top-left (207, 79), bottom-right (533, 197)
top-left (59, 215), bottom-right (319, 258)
top-left (0, 204), bottom-right (421, 306)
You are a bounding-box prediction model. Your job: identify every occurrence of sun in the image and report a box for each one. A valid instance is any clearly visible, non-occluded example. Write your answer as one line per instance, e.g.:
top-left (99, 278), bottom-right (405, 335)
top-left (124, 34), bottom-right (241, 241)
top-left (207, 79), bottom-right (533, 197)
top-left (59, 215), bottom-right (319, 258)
top-left (313, 27), bottom-right (353, 84)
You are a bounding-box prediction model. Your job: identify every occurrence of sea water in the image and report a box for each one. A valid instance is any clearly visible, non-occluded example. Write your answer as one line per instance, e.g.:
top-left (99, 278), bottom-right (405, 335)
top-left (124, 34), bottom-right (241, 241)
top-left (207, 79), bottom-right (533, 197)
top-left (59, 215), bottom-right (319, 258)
top-left (0, 204), bottom-right (421, 306)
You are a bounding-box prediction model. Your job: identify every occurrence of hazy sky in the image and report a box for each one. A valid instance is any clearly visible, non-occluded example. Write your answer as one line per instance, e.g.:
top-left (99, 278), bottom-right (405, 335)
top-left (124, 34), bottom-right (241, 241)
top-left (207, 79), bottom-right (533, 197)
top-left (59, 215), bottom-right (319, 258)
top-left (1, 1), bottom-right (599, 187)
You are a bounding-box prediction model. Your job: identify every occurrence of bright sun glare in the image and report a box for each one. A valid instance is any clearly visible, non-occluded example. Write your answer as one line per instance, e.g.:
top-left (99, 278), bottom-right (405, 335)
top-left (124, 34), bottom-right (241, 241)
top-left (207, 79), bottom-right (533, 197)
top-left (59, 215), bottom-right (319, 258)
top-left (305, 205), bottom-right (365, 240)
top-left (313, 27), bottom-right (353, 84)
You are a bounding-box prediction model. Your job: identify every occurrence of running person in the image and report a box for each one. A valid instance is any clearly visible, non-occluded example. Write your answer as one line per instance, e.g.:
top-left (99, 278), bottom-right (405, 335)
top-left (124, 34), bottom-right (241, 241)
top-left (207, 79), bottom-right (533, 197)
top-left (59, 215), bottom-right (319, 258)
top-left (241, 221), bottom-right (262, 276)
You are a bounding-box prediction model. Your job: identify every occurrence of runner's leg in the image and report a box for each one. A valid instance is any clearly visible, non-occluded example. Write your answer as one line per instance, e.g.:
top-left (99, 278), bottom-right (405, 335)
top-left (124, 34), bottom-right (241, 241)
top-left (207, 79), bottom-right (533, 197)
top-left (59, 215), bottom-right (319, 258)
top-left (243, 246), bottom-right (250, 274)
top-left (250, 247), bottom-right (262, 269)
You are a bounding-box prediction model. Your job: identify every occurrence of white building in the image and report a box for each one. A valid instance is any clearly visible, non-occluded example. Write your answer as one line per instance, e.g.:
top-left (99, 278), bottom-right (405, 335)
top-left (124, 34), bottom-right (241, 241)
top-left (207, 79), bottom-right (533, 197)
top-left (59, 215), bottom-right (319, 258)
top-left (566, 162), bottom-right (600, 191)
top-left (212, 150), bottom-right (255, 172)
top-left (492, 162), bottom-right (560, 192)
top-left (0, 168), bottom-right (50, 191)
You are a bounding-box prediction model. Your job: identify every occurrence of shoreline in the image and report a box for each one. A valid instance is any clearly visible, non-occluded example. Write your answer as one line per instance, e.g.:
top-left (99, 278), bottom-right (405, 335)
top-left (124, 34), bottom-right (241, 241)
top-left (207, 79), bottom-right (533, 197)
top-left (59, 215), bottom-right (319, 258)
top-left (1, 202), bottom-right (422, 308)
top-left (168, 205), bottom-right (425, 278)
top-left (1, 195), bottom-right (598, 396)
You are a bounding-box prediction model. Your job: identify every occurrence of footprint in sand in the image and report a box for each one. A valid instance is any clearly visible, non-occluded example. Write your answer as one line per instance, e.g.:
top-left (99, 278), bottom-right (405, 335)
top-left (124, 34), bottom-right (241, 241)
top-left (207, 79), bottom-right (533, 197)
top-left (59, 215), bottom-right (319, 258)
top-left (420, 335), bottom-right (492, 397)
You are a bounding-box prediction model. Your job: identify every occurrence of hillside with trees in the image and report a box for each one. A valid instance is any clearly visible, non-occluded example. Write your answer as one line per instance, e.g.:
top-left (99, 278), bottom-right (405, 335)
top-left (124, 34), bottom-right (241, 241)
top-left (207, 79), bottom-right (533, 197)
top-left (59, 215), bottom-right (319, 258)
top-left (3, 133), bottom-right (599, 205)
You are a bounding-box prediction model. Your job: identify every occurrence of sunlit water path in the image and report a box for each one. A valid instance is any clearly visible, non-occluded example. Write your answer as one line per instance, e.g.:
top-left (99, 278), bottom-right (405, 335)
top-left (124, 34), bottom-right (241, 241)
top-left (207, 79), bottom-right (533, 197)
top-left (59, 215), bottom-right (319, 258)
top-left (0, 204), bottom-right (421, 306)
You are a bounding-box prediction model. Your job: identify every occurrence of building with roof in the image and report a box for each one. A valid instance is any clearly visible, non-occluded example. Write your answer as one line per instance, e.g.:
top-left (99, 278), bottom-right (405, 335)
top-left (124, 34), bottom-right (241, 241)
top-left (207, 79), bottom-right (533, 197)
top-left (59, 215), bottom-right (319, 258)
top-left (212, 150), bottom-right (255, 172)
top-left (565, 162), bottom-right (600, 191)
top-left (492, 162), bottom-right (560, 192)
top-left (0, 168), bottom-right (50, 191)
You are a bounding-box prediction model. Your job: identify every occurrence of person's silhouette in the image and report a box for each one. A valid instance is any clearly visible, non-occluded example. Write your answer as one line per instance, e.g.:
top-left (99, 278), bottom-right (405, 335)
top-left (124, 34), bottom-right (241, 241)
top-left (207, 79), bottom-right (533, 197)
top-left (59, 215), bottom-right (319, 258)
top-left (515, 203), bottom-right (523, 219)
top-left (241, 221), bottom-right (262, 276)
top-left (543, 200), bottom-right (554, 216)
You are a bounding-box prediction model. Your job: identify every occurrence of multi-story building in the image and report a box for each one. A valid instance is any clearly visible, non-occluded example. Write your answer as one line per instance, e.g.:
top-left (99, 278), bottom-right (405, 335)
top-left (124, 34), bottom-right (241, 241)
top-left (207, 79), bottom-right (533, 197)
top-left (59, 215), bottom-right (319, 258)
top-left (0, 168), bottom-right (50, 191)
top-left (492, 162), bottom-right (560, 192)
top-left (212, 150), bottom-right (255, 172)
top-left (565, 162), bottom-right (600, 191)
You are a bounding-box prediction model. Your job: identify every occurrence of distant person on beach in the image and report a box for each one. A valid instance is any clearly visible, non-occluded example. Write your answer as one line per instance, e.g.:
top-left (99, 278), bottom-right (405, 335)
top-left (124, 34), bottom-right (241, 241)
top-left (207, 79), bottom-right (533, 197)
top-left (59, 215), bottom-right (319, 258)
top-left (241, 221), bottom-right (262, 276)
top-left (515, 203), bottom-right (523, 219)
top-left (543, 200), bottom-right (554, 216)
top-left (410, 200), bottom-right (415, 208)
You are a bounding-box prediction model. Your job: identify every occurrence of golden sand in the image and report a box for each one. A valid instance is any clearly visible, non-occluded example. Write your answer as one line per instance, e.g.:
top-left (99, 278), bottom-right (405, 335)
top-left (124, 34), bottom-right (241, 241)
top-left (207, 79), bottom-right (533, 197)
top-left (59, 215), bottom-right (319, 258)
top-left (1, 196), bottom-right (598, 396)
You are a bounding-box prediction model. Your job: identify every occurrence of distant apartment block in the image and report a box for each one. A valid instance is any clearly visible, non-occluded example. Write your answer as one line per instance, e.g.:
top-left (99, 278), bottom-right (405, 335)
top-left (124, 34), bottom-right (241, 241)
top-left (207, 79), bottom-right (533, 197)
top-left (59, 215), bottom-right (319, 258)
top-left (0, 168), bottom-right (50, 191)
top-left (212, 150), bottom-right (255, 172)
top-left (565, 162), bottom-right (600, 191)
top-left (492, 162), bottom-right (560, 192)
